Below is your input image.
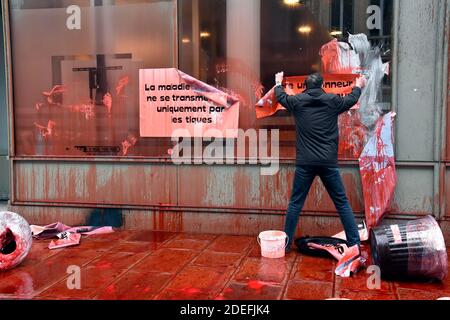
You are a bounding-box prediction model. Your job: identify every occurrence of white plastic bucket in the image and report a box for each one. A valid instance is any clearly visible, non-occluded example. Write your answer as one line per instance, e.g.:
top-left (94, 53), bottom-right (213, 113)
top-left (257, 231), bottom-right (289, 259)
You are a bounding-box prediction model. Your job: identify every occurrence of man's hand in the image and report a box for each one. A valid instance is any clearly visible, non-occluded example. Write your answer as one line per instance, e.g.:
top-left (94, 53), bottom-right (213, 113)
top-left (275, 71), bottom-right (284, 86)
top-left (356, 76), bottom-right (367, 89)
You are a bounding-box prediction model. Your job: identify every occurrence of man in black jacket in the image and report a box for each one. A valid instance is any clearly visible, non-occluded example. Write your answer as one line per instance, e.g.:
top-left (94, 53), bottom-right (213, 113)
top-left (274, 72), bottom-right (366, 253)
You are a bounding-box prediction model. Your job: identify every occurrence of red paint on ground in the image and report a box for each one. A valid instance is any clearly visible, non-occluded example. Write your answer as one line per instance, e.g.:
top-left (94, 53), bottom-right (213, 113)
top-left (181, 287), bottom-right (202, 295)
top-left (247, 280), bottom-right (266, 290)
top-left (0, 230), bottom-right (449, 300)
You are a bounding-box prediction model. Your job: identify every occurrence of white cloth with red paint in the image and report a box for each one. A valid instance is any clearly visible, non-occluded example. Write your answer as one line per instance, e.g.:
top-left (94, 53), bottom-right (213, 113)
top-left (320, 36), bottom-right (397, 231)
top-left (359, 112), bottom-right (397, 230)
top-left (320, 39), bottom-right (361, 74)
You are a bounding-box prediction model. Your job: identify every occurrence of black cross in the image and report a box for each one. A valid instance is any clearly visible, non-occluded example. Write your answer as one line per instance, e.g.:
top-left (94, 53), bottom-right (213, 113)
top-left (73, 54), bottom-right (123, 105)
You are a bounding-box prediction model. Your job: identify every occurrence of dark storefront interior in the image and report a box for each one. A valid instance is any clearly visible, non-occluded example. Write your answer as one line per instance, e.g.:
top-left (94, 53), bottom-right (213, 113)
top-left (5, 0), bottom-right (393, 160)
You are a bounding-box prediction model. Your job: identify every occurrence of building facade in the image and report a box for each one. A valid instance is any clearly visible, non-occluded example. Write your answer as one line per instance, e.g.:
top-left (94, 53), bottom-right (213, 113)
top-left (1, 0), bottom-right (450, 241)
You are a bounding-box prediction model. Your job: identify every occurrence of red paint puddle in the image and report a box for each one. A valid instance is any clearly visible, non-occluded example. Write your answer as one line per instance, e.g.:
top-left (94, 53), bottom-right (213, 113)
top-left (129, 231), bottom-right (174, 243)
top-left (106, 285), bottom-right (115, 293)
top-left (181, 287), bottom-right (202, 295)
top-left (247, 278), bottom-right (284, 291)
top-left (0, 272), bottom-right (34, 295)
top-left (247, 279), bottom-right (280, 292)
top-left (95, 262), bottom-right (112, 269)
top-left (247, 280), bottom-right (266, 290)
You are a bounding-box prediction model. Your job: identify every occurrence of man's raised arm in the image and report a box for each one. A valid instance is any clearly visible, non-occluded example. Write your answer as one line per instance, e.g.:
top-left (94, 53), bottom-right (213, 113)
top-left (334, 76), bottom-right (366, 114)
top-left (274, 71), bottom-right (296, 114)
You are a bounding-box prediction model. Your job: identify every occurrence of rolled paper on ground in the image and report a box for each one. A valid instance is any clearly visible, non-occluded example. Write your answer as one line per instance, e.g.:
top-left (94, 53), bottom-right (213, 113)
top-left (0, 212), bottom-right (33, 272)
top-left (371, 216), bottom-right (448, 281)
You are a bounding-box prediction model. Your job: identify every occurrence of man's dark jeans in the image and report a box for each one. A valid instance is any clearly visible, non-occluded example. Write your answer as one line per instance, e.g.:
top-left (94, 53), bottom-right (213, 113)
top-left (284, 165), bottom-right (361, 248)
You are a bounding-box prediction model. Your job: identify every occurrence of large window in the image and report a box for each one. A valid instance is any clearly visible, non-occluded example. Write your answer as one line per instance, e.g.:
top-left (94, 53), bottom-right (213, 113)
top-left (9, 0), bottom-right (175, 157)
top-left (178, 0), bottom-right (394, 159)
top-left (8, 0), bottom-right (394, 159)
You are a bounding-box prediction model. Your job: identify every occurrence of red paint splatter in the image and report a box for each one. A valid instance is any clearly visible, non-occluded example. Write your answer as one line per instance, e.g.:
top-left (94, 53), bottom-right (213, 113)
top-left (121, 134), bottom-right (138, 156)
top-left (69, 102), bottom-right (96, 120)
top-left (247, 280), bottom-right (265, 290)
top-left (34, 120), bottom-right (56, 138)
top-left (181, 287), bottom-right (202, 295)
top-left (42, 85), bottom-right (66, 106)
top-left (116, 76), bottom-right (130, 96)
top-left (0, 272), bottom-right (34, 296)
top-left (35, 103), bottom-right (44, 111)
top-left (338, 110), bottom-right (367, 159)
top-left (95, 261), bottom-right (112, 269)
top-left (106, 285), bottom-right (116, 293)
top-left (102, 93), bottom-right (113, 116)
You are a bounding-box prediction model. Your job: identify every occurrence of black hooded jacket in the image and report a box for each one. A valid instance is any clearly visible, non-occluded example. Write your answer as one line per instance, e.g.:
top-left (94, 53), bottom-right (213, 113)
top-left (275, 85), bottom-right (362, 167)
